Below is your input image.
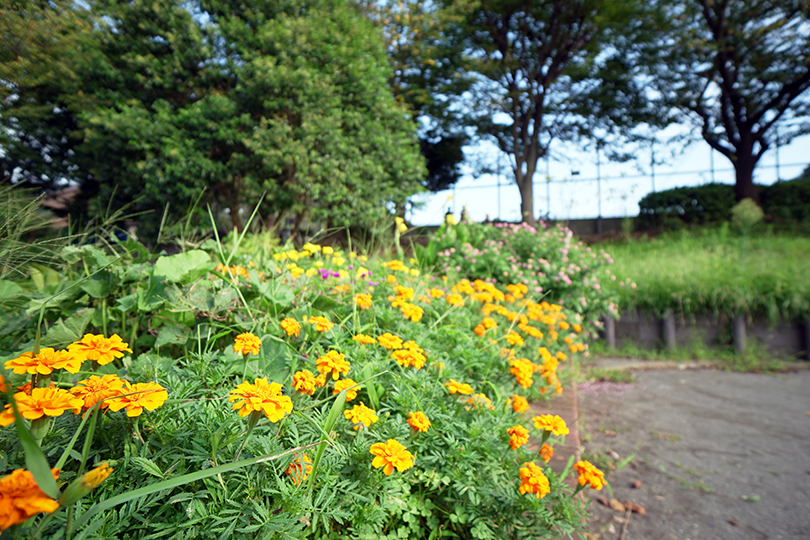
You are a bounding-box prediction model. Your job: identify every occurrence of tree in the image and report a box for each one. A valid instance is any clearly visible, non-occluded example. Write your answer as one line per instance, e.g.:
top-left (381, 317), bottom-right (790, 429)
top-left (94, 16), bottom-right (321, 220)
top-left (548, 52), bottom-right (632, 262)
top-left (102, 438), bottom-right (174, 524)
top-left (645, 0), bottom-right (810, 203)
top-left (439, 0), bottom-right (649, 224)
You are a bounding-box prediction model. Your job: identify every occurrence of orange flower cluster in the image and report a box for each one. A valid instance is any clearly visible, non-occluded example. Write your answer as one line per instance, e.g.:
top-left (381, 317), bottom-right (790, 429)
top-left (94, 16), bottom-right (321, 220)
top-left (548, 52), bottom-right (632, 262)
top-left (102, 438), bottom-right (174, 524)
top-left (355, 293), bottom-right (373, 310)
top-left (507, 425), bottom-right (529, 450)
top-left (509, 358), bottom-right (537, 389)
top-left (0, 468), bottom-right (60, 531)
top-left (333, 379), bottom-right (360, 401)
top-left (370, 439), bottom-right (414, 475)
top-left (509, 394), bottom-right (529, 413)
top-left (444, 379), bottom-right (473, 395)
top-left (107, 381), bottom-right (169, 417)
top-left (69, 334), bottom-right (133, 365)
top-left (280, 318), bottom-right (301, 337)
top-left (344, 403), bottom-right (378, 430)
top-left (377, 333), bottom-right (403, 350)
top-left (234, 333), bottom-right (262, 356)
top-left (539, 443), bottom-right (554, 463)
top-left (5, 348), bottom-right (81, 375)
top-left (316, 350), bottom-right (350, 380)
top-left (352, 334), bottom-right (377, 345)
top-left (285, 453), bottom-right (313, 485)
top-left (390, 348), bottom-right (426, 370)
top-left (518, 462), bottom-right (550, 499)
top-left (406, 411), bottom-right (431, 433)
top-left (0, 388), bottom-right (82, 427)
top-left (532, 414), bottom-right (569, 437)
top-left (574, 460), bottom-right (606, 490)
top-left (292, 370), bottom-right (317, 396)
top-left (305, 316), bottom-right (334, 333)
top-left (229, 379), bottom-right (292, 421)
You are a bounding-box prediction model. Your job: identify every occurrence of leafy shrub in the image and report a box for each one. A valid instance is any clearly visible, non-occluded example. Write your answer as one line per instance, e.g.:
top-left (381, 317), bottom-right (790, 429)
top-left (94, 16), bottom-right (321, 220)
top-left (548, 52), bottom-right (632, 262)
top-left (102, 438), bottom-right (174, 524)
top-left (0, 232), bottom-right (600, 538)
top-left (637, 183), bottom-right (735, 229)
top-left (416, 221), bottom-right (620, 336)
top-left (761, 175), bottom-right (810, 222)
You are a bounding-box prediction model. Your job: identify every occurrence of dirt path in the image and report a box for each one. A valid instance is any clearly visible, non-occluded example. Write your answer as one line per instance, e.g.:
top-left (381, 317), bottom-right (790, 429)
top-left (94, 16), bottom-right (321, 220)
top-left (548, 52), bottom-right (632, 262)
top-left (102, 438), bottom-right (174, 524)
top-left (577, 367), bottom-right (810, 540)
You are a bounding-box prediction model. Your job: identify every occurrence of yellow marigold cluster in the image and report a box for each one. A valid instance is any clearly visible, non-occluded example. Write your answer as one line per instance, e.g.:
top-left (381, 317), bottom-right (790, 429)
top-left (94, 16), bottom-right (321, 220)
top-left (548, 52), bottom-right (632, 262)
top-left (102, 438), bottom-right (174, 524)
top-left (355, 293), bottom-right (373, 310)
top-left (509, 358), bottom-right (536, 389)
top-left (107, 381), bottom-right (169, 417)
top-left (280, 318), bottom-right (301, 337)
top-left (445, 293), bottom-right (464, 307)
top-left (377, 333), bottom-right (403, 350)
top-left (316, 350), bottom-right (350, 380)
top-left (506, 283), bottom-right (528, 299)
top-left (399, 302), bottom-right (423, 323)
top-left (0, 468), bottom-right (60, 531)
top-left (0, 388), bottom-right (83, 426)
top-left (391, 348), bottom-right (426, 370)
top-left (234, 332), bottom-right (262, 356)
top-left (532, 414), bottom-right (569, 437)
top-left (509, 394), bottom-right (529, 413)
top-left (344, 402), bottom-right (378, 430)
top-left (518, 462), bottom-right (550, 499)
top-left (285, 453), bottom-right (312, 485)
top-left (69, 334), bottom-right (132, 365)
top-left (305, 315), bottom-right (334, 332)
top-left (5, 347), bottom-right (82, 375)
top-left (575, 460), bottom-right (606, 490)
top-left (292, 370), bottom-right (317, 396)
top-left (539, 443), bottom-right (554, 464)
top-left (229, 379), bottom-right (292, 421)
top-left (215, 263), bottom-right (250, 280)
top-left (507, 425), bottom-right (529, 450)
top-left (505, 331), bottom-right (524, 347)
top-left (333, 378), bottom-right (360, 401)
top-left (383, 260), bottom-right (409, 273)
top-left (70, 374), bottom-right (126, 412)
top-left (444, 379), bottom-right (474, 395)
top-left (370, 439), bottom-right (414, 475)
top-left (352, 334), bottom-right (377, 345)
top-left (333, 284), bottom-right (350, 294)
top-left (406, 411), bottom-right (431, 432)
top-left (429, 288), bottom-right (445, 298)
top-left (465, 393), bottom-right (495, 411)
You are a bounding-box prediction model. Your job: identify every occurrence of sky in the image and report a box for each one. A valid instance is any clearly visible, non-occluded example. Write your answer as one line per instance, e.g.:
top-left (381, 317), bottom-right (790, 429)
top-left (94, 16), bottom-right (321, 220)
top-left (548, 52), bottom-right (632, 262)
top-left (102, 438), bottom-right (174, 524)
top-left (408, 129), bottom-right (810, 226)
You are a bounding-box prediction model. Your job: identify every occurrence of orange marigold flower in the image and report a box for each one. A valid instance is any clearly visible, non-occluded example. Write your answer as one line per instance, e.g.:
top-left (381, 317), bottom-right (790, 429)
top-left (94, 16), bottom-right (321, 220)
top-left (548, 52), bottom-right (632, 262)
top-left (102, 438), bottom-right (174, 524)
top-left (317, 350), bottom-right (350, 380)
top-left (532, 414), bottom-right (569, 437)
top-left (509, 358), bottom-right (535, 389)
top-left (81, 463), bottom-right (113, 490)
top-left (391, 349), bottom-right (426, 370)
top-left (402, 340), bottom-right (424, 353)
top-left (344, 402), bottom-right (378, 430)
top-left (510, 394), bottom-right (529, 413)
top-left (292, 370), bottom-right (317, 396)
top-left (473, 324), bottom-right (485, 337)
top-left (0, 468), bottom-right (60, 531)
top-left (385, 274), bottom-right (397, 284)
top-left (444, 379), bottom-right (473, 395)
top-left (280, 318), bottom-right (301, 337)
top-left (575, 460), bottom-right (606, 490)
top-left (539, 443), bottom-right (554, 464)
top-left (558, 320), bottom-right (570, 330)
top-left (573, 324), bottom-right (582, 333)
top-left (556, 352), bottom-right (567, 361)
top-left (333, 378), bottom-right (360, 401)
top-left (107, 381), bottom-right (168, 418)
top-left (0, 388), bottom-right (83, 426)
top-left (393, 285), bottom-right (414, 301)
top-left (445, 293), bottom-right (464, 307)
top-left (305, 316), bottom-right (334, 332)
top-left (228, 379), bottom-right (292, 421)
top-left (5, 348), bottom-right (82, 375)
top-left (507, 425), bottom-right (529, 450)
top-left (70, 374), bottom-right (125, 411)
top-left (429, 288), bottom-right (445, 298)
top-left (518, 462), bottom-right (550, 499)
top-left (465, 393), bottom-right (494, 411)
top-left (377, 333), bottom-right (403, 350)
top-left (370, 439), bottom-right (414, 475)
top-left (0, 376), bottom-right (6, 393)
top-left (314, 373), bottom-right (327, 388)
top-left (505, 331), bottom-right (524, 347)
top-left (68, 334), bottom-right (132, 366)
top-left (333, 284), bottom-right (350, 294)
top-left (355, 293), bottom-right (373, 310)
top-left (233, 332), bottom-right (262, 356)
top-left (482, 317), bottom-right (497, 329)
top-left (400, 302), bottom-right (423, 323)
top-left (542, 356), bottom-right (559, 375)
top-left (406, 411), bottom-right (431, 433)
top-left (352, 334), bottom-right (377, 345)
top-left (285, 453), bottom-right (313, 485)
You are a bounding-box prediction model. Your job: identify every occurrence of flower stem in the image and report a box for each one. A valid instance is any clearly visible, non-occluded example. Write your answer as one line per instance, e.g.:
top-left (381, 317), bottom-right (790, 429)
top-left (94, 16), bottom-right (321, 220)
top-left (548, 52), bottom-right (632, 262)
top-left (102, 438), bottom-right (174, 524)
top-left (234, 410), bottom-right (261, 461)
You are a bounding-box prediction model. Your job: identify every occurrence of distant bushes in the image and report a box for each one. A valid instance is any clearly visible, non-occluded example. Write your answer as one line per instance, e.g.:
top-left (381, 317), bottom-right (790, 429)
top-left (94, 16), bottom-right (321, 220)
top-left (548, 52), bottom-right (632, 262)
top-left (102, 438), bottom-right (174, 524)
top-left (638, 173), bottom-right (810, 229)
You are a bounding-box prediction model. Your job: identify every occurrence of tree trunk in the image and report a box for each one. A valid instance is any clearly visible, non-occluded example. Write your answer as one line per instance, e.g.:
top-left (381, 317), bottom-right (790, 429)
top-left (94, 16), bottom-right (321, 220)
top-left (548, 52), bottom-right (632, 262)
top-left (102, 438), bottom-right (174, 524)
top-left (229, 202), bottom-right (243, 232)
top-left (518, 177), bottom-right (535, 226)
top-left (733, 154), bottom-right (760, 204)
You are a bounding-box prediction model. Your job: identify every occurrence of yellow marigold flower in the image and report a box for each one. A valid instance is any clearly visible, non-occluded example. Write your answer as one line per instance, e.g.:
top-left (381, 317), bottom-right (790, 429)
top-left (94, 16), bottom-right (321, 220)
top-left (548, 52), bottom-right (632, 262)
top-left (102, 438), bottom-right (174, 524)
top-left (317, 350), bottom-right (350, 380)
top-left (333, 378), bottom-right (360, 401)
top-left (302, 243), bottom-right (321, 254)
top-left (352, 334), bottom-right (377, 345)
top-left (400, 302), bottom-right (423, 323)
top-left (314, 373), bottom-right (327, 388)
top-left (5, 348), bottom-right (82, 375)
top-left (390, 349), bottom-right (426, 370)
top-left (70, 374), bottom-right (125, 411)
top-left (280, 318), bottom-right (302, 337)
top-left (505, 294), bottom-right (515, 304)
top-left (384, 260), bottom-right (408, 272)
top-left (482, 317), bottom-right (497, 329)
top-left (305, 315), bottom-right (334, 332)
top-left (539, 443), bottom-right (554, 464)
top-left (68, 334), bottom-right (132, 366)
top-left (417, 294), bottom-right (431, 303)
top-left (344, 402), bottom-right (378, 430)
top-left (500, 347), bottom-right (516, 359)
top-left (519, 324), bottom-right (544, 339)
top-left (510, 394), bottom-right (529, 413)
top-left (573, 324), bottom-right (582, 333)
top-left (0, 376), bottom-right (6, 393)
top-left (445, 293), bottom-right (464, 307)
top-left (393, 285), bottom-right (414, 301)
top-left (234, 333), bottom-right (262, 356)
top-left (386, 274), bottom-right (397, 284)
top-left (575, 460), bottom-right (606, 490)
top-left (285, 453), bottom-right (312, 485)
top-left (505, 331), bottom-right (524, 347)
top-left (377, 333), bottom-right (403, 350)
top-left (556, 352), bottom-right (567, 361)
top-left (228, 379), bottom-right (292, 421)
top-left (410, 269), bottom-right (420, 277)
top-left (402, 340), bottom-right (423, 353)
top-left (82, 463), bottom-right (113, 489)
top-left (558, 320), bottom-right (570, 330)
top-left (370, 439), bottom-right (414, 475)
top-left (509, 358), bottom-right (535, 389)
top-left (518, 462), bottom-right (550, 499)
top-left (292, 370), bottom-right (317, 396)
top-left (473, 324), bottom-right (485, 337)
top-left (322, 246), bottom-right (334, 255)
top-left (542, 356), bottom-right (559, 374)
top-left (406, 411), bottom-right (431, 433)
top-left (355, 293), bottom-right (373, 310)
top-left (0, 388), bottom-right (83, 426)
top-left (465, 393), bottom-right (495, 411)
top-left (0, 468), bottom-right (60, 531)
top-left (532, 414), bottom-right (569, 437)
top-left (107, 381), bottom-right (168, 418)
top-left (429, 288), bottom-right (445, 298)
top-left (507, 425), bottom-right (529, 450)
top-left (444, 379), bottom-right (473, 395)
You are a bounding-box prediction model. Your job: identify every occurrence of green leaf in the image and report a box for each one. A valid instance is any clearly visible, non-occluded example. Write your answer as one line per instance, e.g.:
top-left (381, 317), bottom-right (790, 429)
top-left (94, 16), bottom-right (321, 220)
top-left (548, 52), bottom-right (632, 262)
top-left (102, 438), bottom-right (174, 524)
top-left (155, 324), bottom-right (191, 348)
top-left (79, 272), bottom-right (113, 299)
top-left (41, 308), bottom-right (96, 348)
top-left (10, 399), bottom-right (60, 499)
top-left (153, 250), bottom-right (214, 284)
top-left (310, 295), bottom-right (339, 311)
top-left (132, 457), bottom-right (165, 479)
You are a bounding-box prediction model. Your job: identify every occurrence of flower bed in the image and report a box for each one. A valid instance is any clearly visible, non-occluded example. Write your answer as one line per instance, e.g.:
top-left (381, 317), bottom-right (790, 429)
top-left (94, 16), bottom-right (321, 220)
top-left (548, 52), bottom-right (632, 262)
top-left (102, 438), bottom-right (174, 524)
top-left (0, 234), bottom-right (605, 538)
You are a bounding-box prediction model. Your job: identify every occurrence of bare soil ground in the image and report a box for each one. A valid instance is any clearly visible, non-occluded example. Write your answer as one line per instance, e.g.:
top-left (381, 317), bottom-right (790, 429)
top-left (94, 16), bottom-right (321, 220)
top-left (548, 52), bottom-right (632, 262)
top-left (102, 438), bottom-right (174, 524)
top-left (577, 368), bottom-right (810, 540)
